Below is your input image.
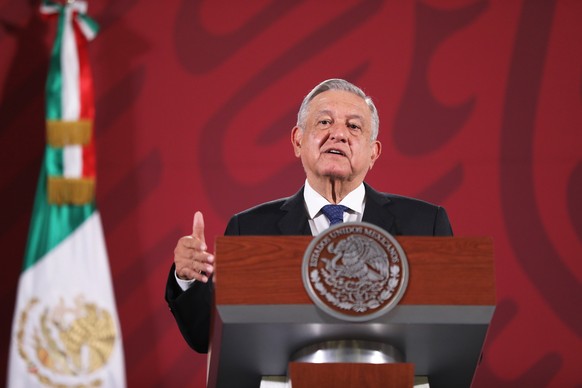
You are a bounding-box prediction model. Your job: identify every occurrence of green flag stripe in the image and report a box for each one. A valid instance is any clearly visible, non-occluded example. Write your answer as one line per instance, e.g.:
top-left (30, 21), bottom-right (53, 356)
top-left (45, 146), bottom-right (63, 177)
top-left (23, 159), bottom-right (94, 271)
top-left (45, 6), bottom-right (65, 120)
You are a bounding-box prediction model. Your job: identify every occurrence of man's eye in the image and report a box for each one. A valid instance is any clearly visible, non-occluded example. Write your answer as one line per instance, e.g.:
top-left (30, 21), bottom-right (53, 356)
top-left (319, 119), bottom-right (332, 125)
top-left (348, 123), bottom-right (361, 130)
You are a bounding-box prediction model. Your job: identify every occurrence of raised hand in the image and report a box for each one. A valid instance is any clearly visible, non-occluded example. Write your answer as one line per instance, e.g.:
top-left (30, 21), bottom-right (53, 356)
top-left (173, 211), bottom-right (215, 283)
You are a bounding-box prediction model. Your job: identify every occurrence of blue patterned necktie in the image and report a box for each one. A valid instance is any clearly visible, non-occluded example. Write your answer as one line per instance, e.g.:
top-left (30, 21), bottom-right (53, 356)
top-left (321, 204), bottom-right (348, 226)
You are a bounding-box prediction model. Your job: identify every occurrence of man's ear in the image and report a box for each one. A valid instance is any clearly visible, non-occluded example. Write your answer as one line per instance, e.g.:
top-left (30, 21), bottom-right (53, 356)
top-left (368, 140), bottom-right (382, 170)
top-left (291, 126), bottom-right (303, 157)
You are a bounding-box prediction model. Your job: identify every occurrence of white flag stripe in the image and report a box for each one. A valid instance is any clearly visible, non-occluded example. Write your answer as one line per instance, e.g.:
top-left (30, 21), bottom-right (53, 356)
top-left (63, 145), bottom-right (83, 177)
top-left (61, 6), bottom-right (84, 178)
top-left (61, 6), bottom-right (80, 121)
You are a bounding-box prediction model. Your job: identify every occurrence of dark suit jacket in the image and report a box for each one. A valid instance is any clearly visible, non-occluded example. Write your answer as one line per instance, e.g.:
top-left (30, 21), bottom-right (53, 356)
top-left (165, 183), bottom-right (453, 353)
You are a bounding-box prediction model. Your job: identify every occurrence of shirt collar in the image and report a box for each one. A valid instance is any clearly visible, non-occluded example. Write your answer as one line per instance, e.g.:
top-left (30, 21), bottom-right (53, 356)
top-left (303, 180), bottom-right (365, 219)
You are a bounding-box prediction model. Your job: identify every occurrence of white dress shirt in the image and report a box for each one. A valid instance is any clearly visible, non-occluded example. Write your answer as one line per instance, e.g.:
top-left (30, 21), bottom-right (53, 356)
top-left (303, 179), bottom-right (365, 235)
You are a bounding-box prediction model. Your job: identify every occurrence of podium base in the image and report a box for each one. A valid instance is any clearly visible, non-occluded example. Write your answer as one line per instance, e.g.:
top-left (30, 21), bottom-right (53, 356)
top-left (291, 340), bottom-right (403, 364)
top-left (259, 373), bottom-right (429, 388)
top-left (279, 340), bottom-right (413, 388)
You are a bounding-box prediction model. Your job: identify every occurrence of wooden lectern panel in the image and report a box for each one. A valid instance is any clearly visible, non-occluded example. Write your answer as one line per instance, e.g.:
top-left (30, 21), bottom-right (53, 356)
top-left (214, 236), bottom-right (494, 306)
top-left (288, 362), bottom-right (415, 388)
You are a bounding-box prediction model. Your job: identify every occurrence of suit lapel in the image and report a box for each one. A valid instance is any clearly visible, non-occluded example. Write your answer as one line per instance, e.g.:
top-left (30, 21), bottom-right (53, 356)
top-left (362, 183), bottom-right (397, 234)
top-left (278, 187), bottom-right (312, 235)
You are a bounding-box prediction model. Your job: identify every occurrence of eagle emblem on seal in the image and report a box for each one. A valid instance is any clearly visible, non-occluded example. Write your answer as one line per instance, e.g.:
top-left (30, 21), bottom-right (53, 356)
top-left (302, 222), bottom-right (409, 321)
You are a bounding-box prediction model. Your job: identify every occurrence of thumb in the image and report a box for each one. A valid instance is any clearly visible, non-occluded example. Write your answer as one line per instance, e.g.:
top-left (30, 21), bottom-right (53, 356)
top-left (192, 211), bottom-right (206, 247)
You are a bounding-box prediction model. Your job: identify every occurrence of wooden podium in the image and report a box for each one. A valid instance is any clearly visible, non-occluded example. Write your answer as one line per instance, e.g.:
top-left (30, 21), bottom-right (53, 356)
top-left (207, 236), bottom-right (495, 388)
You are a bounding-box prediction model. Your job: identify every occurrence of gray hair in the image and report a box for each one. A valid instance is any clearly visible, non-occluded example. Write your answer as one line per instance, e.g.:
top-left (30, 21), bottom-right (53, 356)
top-left (296, 78), bottom-right (379, 141)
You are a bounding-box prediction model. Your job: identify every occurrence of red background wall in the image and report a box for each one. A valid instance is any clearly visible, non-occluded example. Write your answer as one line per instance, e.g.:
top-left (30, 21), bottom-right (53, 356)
top-left (1, 0), bottom-right (581, 386)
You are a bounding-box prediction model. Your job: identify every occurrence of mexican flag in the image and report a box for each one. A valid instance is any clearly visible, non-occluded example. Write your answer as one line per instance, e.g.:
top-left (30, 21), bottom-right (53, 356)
top-left (7, 1), bottom-right (126, 387)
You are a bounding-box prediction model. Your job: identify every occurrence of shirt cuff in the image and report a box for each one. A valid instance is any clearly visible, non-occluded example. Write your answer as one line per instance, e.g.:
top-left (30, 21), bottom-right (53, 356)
top-left (175, 270), bottom-right (196, 291)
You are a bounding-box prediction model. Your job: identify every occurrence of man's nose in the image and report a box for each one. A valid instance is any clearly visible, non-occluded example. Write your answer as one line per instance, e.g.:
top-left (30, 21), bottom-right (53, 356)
top-left (328, 123), bottom-right (348, 141)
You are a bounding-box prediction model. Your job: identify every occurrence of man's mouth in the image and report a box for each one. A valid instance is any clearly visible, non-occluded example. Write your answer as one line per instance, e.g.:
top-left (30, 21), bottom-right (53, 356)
top-left (325, 149), bottom-right (346, 156)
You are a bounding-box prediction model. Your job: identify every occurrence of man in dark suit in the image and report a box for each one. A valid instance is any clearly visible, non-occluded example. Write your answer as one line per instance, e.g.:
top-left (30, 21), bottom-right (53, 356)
top-left (165, 79), bottom-right (453, 353)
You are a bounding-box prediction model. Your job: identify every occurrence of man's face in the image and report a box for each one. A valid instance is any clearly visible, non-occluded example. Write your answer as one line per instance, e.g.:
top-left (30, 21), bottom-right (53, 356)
top-left (292, 90), bottom-right (381, 186)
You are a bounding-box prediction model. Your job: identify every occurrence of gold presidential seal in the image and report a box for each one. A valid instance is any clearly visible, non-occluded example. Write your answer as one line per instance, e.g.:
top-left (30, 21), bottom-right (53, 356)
top-left (302, 222), bottom-right (409, 321)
